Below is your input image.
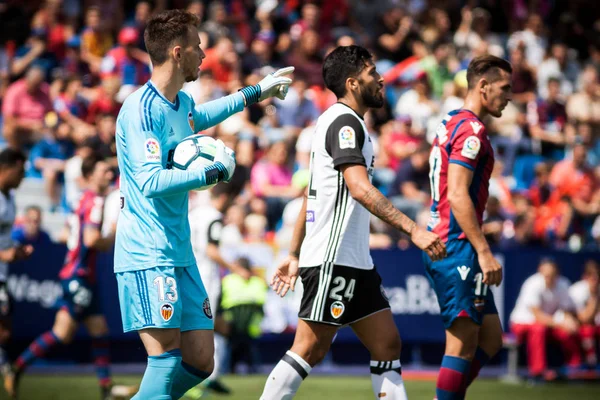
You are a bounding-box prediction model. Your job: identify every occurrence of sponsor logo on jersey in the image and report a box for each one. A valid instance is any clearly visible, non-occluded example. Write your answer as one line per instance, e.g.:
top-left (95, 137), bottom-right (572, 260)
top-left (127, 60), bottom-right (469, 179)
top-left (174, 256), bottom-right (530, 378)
top-left (188, 112), bottom-right (194, 132)
top-left (168, 127), bottom-right (175, 137)
top-left (160, 303), bottom-right (174, 321)
top-left (339, 126), bottom-right (356, 149)
top-left (306, 210), bottom-right (315, 222)
top-left (470, 121), bottom-right (483, 134)
top-left (145, 138), bottom-right (161, 161)
top-left (203, 298), bottom-right (213, 319)
top-left (330, 301), bottom-right (345, 319)
top-left (457, 265), bottom-right (471, 281)
top-left (461, 136), bottom-right (480, 160)
top-left (427, 211), bottom-right (440, 229)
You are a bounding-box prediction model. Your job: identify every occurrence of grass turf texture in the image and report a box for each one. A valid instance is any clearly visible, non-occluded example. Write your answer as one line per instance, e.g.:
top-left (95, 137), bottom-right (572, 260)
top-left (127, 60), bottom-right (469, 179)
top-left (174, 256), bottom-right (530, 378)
top-left (3, 375), bottom-right (600, 400)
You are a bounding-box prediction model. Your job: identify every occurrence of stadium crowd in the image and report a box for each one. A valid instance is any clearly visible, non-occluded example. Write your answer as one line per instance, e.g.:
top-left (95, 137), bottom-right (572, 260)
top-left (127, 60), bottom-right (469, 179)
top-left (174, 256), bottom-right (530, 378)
top-left (1, 0), bottom-right (599, 253)
top-left (0, 0), bottom-right (599, 382)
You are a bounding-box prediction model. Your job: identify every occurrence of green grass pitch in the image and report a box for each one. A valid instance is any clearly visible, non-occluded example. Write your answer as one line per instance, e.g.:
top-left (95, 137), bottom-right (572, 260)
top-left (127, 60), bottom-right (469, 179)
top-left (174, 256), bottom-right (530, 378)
top-left (3, 375), bottom-right (600, 400)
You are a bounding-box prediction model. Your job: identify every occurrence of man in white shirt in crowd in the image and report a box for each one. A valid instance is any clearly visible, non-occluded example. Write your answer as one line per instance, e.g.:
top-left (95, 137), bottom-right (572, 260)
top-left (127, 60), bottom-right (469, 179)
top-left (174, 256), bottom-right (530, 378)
top-left (570, 260), bottom-right (600, 368)
top-left (509, 258), bottom-right (581, 378)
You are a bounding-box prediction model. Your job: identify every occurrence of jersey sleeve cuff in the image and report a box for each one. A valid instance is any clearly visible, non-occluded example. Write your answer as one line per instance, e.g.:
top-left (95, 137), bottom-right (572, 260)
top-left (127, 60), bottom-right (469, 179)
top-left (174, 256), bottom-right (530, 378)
top-left (449, 159), bottom-right (475, 171)
top-left (332, 156), bottom-right (367, 170)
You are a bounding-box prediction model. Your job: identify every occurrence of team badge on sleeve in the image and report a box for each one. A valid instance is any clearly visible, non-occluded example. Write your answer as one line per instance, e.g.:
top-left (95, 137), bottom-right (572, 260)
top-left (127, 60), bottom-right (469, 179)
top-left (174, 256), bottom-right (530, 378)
top-left (461, 136), bottom-right (481, 160)
top-left (145, 138), bottom-right (161, 162)
top-left (188, 111), bottom-right (194, 132)
top-left (339, 126), bottom-right (356, 149)
top-left (330, 301), bottom-right (345, 319)
top-left (160, 303), bottom-right (174, 321)
top-left (203, 298), bottom-right (213, 319)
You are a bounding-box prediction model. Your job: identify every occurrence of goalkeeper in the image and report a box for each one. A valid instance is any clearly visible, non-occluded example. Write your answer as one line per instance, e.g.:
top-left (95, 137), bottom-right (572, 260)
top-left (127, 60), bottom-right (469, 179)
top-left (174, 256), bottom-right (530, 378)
top-left (113, 10), bottom-right (293, 400)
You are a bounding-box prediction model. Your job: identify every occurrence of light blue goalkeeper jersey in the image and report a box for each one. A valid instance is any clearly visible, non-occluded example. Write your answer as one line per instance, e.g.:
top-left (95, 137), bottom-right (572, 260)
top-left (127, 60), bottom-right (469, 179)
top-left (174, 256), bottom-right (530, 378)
top-left (114, 80), bottom-right (244, 272)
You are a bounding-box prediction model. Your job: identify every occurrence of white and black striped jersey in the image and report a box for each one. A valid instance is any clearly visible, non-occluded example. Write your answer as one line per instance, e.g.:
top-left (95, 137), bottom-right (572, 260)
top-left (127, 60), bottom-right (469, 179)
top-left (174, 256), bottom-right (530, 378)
top-left (0, 191), bottom-right (16, 282)
top-left (299, 103), bottom-right (375, 270)
top-left (189, 206), bottom-right (223, 284)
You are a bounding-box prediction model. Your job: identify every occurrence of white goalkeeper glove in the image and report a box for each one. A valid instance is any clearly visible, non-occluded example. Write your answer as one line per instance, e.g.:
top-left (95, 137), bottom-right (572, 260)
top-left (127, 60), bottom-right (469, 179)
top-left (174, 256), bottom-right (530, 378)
top-left (211, 139), bottom-right (236, 183)
top-left (239, 66), bottom-right (294, 106)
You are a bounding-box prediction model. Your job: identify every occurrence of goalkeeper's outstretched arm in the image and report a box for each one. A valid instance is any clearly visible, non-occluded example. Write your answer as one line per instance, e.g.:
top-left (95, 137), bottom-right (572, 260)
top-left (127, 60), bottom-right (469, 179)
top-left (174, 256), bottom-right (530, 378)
top-left (191, 67), bottom-right (294, 133)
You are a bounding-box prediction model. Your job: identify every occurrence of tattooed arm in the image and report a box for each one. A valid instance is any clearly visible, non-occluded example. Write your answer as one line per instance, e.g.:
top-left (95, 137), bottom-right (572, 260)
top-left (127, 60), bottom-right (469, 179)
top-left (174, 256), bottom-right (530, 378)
top-left (341, 164), bottom-right (446, 260)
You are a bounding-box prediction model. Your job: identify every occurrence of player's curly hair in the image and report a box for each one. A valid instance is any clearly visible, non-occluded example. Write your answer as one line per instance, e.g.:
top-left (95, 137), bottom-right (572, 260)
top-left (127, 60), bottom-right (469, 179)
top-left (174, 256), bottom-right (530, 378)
top-left (466, 55), bottom-right (512, 90)
top-left (144, 9), bottom-right (199, 66)
top-left (323, 45), bottom-right (373, 98)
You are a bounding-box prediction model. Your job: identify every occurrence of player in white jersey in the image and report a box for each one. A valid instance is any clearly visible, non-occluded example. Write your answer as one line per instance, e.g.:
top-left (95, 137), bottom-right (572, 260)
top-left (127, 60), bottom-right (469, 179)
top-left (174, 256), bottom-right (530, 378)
top-left (261, 45), bottom-right (446, 400)
top-left (188, 184), bottom-right (249, 396)
top-left (0, 149), bottom-right (33, 377)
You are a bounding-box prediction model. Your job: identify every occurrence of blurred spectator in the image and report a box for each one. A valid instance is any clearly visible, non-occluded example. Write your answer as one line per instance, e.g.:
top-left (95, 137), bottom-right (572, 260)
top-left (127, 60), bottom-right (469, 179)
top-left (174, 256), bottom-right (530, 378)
top-left (507, 13), bottom-right (547, 67)
top-left (274, 78), bottom-right (319, 133)
top-left (127, 1), bottom-right (154, 50)
top-left (27, 118), bottom-right (74, 211)
top-left (482, 197), bottom-right (507, 246)
top-left (373, 6), bottom-right (415, 65)
top-left (509, 46), bottom-right (537, 106)
top-left (527, 77), bottom-right (567, 159)
top-left (454, 7), bottom-right (504, 60)
top-left (2, 66), bottom-right (53, 149)
top-left (220, 256), bottom-right (268, 374)
top-left (201, 37), bottom-right (241, 91)
top-left (10, 23), bottom-right (59, 80)
top-left (12, 205), bottom-right (52, 246)
top-left (80, 6), bottom-right (113, 74)
top-left (54, 75), bottom-right (94, 135)
top-left (566, 65), bottom-right (600, 125)
top-left (100, 27), bottom-right (150, 88)
top-left (569, 260), bottom-right (600, 368)
top-left (285, 29), bottom-right (323, 87)
top-left (510, 259), bottom-right (581, 378)
top-left (62, 36), bottom-right (93, 86)
top-left (88, 113), bottom-right (117, 167)
top-left (395, 74), bottom-right (439, 135)
top-left (537, 42), bottom-right (580, 99)
top-left (63, 139), bottom-right (94, 212)
top-left (251, 140), bottom-right (302, 230)
top-left (550, 141), bottom-right (599, 217)
top-left (85, 76), bottom-right (122, 124)
top-left (388, 142), bottom-right (431, 221)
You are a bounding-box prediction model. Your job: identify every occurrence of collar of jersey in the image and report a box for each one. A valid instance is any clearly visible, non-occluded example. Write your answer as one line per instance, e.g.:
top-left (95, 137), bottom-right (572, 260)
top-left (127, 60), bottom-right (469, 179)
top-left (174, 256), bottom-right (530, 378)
top-left (146, 80), bottom-right (180, 111)
top-left (336, 102), bottom-right (364, 120)
top-left (459, 108), bottom-right (483, 123)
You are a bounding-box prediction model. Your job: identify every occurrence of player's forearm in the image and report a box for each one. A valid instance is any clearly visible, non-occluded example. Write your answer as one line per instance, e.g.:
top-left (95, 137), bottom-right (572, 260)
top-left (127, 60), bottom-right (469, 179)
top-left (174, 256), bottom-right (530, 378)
top-left (138, 166), bottom-right (208, 198)
top-left (193, 93), bottom-right (245, 132)
top-left (290, 196), bottom-right (307, 257)
top-left (448, 191), bottom-right (492, 255)
top-left (353, 185), bottom-right (415, 236)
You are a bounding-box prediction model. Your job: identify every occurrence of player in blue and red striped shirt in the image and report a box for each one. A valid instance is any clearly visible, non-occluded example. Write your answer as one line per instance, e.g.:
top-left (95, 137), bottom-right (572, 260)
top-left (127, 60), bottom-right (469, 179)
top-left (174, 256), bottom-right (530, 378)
top-left (6, 154), bottom-right (118, 400)
top-left (423, 55), bottom-right (512, 400)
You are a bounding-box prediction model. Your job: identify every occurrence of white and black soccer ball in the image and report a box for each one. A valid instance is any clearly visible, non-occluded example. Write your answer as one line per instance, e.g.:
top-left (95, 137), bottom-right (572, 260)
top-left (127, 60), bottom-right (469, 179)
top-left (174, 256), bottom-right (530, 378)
top-left (171, 134), bottom-right (218, 191)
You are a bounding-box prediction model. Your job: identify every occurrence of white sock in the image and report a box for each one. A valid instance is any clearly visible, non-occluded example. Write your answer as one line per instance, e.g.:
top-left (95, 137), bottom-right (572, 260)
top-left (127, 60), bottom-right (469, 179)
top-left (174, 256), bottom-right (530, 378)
top-left (370, 360), bottom-right (408, 400)
top-left (209, 333), bottom-right (227, 380)
top-left (260, 351), bottom-right (312, 400)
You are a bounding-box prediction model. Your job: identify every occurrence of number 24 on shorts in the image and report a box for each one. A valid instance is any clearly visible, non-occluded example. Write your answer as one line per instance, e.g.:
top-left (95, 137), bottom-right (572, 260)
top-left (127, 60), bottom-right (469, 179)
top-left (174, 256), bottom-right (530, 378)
top-left (329, 277), bottom-right (355, 301)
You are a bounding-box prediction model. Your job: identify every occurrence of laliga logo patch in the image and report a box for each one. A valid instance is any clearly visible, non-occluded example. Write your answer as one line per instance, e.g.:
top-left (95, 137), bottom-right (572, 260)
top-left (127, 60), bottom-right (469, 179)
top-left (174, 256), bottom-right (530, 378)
top-left (330, 301), bottom-right (345, 319)
top-left (145, 138), bottom-right (161, 161)
top-left (339, 126), bottom-right (356, 149)
top-left (188, 111), bottom-right (194, 132)
top-left (160, 303), bottom-right (174, 321)
top-left (203, 298), bottom-right (213, 319)
top-left (461, 136), bottom-right (480, 160)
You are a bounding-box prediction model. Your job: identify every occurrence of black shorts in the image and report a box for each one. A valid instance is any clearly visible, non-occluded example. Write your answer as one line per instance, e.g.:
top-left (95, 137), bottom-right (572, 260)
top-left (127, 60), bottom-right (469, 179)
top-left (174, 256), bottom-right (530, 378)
top-left (298, 265), bottom-right (390, 327)
top-left (56, 277), bottom-right (101, 321)
top-left (0, 281), bottom-right (12, 318)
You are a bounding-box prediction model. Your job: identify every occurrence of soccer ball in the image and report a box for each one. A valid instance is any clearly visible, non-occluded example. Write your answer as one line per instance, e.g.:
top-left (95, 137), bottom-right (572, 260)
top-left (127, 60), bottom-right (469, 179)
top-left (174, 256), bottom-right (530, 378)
top-left (171, 134), bottom-right (218, 191)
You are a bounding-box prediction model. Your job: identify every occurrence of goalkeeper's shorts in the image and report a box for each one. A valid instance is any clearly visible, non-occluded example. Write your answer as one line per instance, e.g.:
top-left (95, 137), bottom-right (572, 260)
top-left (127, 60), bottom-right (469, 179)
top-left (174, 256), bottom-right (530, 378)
top-left (116, 265), bottom-right (214, 333)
